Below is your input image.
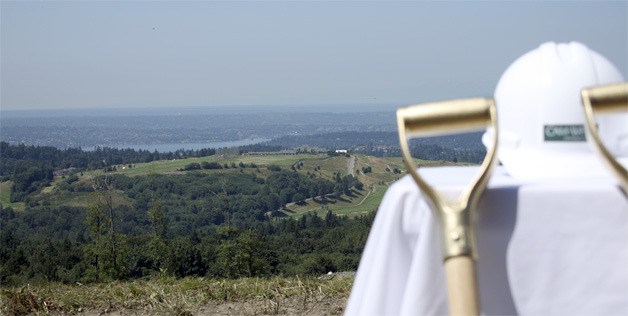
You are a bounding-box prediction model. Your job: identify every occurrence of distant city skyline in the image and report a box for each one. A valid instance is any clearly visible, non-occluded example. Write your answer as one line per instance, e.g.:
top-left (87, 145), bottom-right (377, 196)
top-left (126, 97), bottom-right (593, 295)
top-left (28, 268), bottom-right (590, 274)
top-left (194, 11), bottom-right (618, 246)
top-left (1, 1), bottom-right (627, 110)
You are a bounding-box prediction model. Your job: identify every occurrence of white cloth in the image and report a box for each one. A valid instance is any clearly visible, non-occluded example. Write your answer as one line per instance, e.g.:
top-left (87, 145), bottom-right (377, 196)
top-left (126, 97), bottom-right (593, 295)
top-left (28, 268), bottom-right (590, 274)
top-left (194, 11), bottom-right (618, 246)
top-left (345, 166), bottom-right (628, 316)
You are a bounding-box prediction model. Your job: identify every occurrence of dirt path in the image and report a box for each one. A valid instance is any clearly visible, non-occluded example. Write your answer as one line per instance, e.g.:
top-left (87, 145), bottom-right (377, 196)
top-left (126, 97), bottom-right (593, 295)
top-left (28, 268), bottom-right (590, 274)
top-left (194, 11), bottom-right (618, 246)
top-left (354, 186), bottom-right (374, 207)
top-left (347, 156), bottom-right (355, 176)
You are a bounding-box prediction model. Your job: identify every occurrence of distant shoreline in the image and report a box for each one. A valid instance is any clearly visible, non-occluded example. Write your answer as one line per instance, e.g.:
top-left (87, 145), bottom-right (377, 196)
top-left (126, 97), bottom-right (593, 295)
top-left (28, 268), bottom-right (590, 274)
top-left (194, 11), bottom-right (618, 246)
top-left (0, 103), bottom-right (399, 118)
top-left (79, 138), bottom-right (271, 153)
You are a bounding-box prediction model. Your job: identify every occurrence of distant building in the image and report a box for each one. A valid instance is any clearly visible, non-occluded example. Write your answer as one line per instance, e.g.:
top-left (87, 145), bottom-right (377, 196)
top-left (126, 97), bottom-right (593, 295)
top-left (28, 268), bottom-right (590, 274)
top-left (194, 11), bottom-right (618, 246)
top-left (335, 149), bottom-right (348, 154)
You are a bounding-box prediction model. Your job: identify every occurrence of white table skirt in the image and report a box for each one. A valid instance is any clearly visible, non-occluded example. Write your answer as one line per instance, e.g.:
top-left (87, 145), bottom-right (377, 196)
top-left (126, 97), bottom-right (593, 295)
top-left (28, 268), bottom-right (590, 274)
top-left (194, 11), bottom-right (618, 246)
top-left (345, 166), bottom-right (628, 316)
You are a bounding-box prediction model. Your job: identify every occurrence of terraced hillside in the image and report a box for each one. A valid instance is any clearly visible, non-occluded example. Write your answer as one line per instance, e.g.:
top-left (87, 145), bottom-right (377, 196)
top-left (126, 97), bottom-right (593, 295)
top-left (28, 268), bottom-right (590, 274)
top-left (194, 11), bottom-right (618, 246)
top-left (2, 152), bottom-right (465, 219)
top-left (22, 154), bottom-right (400, 216)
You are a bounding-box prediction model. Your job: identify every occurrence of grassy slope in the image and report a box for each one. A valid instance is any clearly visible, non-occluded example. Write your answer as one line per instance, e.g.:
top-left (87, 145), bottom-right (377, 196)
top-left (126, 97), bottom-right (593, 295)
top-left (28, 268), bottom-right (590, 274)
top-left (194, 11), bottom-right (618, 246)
top-left (30, 154), bottom-right (344, 212)
top-left (0, 276), bottom-right (354, 316)
top-left (0, 182), bottom-right (25, 211)
top-left (104, 154), bottom-right (324, 177)
top-left (282, 155), bottom-right (461, 218)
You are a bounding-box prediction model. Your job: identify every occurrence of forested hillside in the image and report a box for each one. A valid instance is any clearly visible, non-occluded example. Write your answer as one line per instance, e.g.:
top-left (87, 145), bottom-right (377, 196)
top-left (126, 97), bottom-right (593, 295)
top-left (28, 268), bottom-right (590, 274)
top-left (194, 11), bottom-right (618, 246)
top-left (0, 143), bottom-right (397, 287)
top-left (0, 139), bottom-right (469, 289)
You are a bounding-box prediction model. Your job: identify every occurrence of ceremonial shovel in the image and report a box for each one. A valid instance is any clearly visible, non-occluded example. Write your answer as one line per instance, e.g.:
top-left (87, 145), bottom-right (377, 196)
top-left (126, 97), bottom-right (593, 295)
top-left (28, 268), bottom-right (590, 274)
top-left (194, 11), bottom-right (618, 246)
top-left (397, 99), bottom-right (498, 315)
top-left (581, 82), bottom-right (628, 192)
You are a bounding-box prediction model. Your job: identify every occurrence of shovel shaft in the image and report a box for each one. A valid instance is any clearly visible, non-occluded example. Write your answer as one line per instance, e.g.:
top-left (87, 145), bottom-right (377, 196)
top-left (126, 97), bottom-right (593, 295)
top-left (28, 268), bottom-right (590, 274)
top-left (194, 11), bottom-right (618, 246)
top-left (445, 256), bottom-right (480, 316)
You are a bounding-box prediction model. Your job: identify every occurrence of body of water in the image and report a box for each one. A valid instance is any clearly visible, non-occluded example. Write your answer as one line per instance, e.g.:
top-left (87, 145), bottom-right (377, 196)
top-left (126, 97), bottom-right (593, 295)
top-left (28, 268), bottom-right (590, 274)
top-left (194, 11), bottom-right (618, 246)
top-left (83, 138), bottom-right (270, 152)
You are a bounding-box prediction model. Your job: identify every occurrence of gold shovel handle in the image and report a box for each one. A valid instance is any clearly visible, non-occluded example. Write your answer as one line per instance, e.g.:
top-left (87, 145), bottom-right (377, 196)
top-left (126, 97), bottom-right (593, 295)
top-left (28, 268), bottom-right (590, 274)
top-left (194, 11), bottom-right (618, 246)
top-left (582, 82), bottom-right (628, 113)
top-left (397, 98), bottom-right (498, 316)
top-left (398, 98), bottom-right (493, 137)
top-left (397, 98), bottom-right (498, 259)
top-left (581, 82), bottom-right (628, 192)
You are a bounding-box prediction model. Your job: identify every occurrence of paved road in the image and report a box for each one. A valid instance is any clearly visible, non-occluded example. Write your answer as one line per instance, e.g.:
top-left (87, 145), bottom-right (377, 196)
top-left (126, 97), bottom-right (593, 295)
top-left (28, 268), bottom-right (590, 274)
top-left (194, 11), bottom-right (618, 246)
top-left (348, 155), bottom-right (355, 176)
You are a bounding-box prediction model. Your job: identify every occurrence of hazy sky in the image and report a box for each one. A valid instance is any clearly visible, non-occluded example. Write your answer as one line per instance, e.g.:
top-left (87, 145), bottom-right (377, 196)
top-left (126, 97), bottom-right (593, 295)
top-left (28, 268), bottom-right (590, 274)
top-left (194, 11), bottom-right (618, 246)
top-left (1, 1), bottom-right (627, 110)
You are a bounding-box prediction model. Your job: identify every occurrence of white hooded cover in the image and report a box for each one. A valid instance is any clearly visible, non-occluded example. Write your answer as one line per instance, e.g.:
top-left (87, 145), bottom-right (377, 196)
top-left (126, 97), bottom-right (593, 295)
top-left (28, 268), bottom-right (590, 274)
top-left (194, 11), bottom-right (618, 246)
top-left (345, 167), bottom-right (628, 315)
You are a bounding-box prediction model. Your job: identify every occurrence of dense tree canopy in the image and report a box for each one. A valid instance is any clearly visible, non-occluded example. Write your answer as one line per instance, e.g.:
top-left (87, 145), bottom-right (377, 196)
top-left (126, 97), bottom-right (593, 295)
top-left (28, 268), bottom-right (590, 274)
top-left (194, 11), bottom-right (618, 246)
top-left (0, 142), bottom-right (373, 286)
top-left (1, 141), bottom-right (216, 179)
top-left (0, 201), bottom-right (374, 285)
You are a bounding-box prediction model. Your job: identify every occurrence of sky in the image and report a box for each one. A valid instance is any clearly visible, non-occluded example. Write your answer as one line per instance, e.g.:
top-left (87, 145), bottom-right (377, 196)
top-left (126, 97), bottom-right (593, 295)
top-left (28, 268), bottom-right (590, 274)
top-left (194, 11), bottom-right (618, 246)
top-left (1, 1), bottom-right (627, 110)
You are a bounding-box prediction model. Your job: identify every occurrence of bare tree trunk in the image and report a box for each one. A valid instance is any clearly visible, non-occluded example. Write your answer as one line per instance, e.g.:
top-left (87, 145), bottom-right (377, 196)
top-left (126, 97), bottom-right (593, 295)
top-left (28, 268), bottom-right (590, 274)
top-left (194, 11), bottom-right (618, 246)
top-left (93, 173), bottom-right (117, 276)
top-left (107, 182), bottom-right (117, 274)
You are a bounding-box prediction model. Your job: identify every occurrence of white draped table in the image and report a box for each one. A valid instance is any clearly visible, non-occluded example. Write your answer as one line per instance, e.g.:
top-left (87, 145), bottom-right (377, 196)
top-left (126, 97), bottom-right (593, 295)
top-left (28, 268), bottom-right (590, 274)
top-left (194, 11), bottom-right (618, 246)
top-left (346, 166), bottom-right (628, 315)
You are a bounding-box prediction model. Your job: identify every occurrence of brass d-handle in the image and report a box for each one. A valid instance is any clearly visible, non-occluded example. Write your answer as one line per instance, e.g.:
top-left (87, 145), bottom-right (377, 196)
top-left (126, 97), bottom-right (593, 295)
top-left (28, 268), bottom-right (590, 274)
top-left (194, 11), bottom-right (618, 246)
top-left (581, 83), bottom-right (628, 192)
top-left (397, 98), bottom-right (498, 316)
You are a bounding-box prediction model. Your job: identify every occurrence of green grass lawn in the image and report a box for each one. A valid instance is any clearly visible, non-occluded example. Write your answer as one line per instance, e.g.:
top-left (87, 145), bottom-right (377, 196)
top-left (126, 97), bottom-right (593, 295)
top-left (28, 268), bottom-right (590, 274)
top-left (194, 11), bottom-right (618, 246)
top-left (314, 156), bottom-right (350, 175)
top-left (116, 156), bottom-right (218, 176)
top-left (91, 154), bottom-right (327, 178)
top-left (0, 182), bottom-right (25, 211)
top-left (223, 154), bottom-right (325, 167)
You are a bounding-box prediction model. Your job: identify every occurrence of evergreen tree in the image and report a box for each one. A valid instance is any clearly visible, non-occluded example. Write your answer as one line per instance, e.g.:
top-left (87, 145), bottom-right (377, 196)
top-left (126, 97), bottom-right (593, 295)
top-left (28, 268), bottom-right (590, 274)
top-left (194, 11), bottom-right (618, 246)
top-left (84, 202), bottom-right (109, 281)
